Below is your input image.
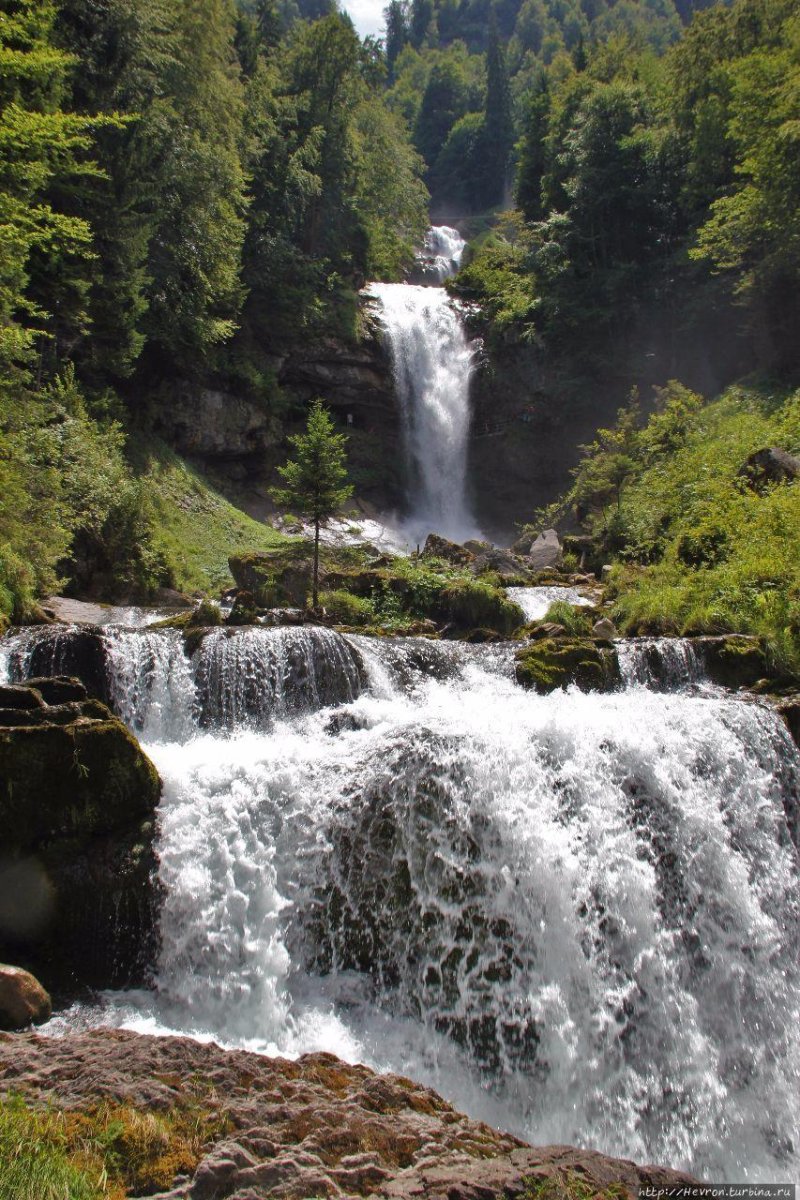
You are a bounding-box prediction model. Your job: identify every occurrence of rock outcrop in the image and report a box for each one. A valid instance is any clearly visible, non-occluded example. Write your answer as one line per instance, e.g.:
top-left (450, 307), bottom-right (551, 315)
top-left (0, 964), bottom-right (51, 1030)
top-left (0, 1029), bottom-right (699, 1199)
top-left (516, 637), bottom-right (620, 693)
top-left (738, 446), bottom-right (800, 491)
top-left (528, 529), bottom-right (562, 572)
top-left (0, 679), bottom-right (162, 991)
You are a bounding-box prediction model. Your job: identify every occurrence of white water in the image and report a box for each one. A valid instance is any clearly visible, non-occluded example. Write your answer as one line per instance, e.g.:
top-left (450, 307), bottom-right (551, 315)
top-left (3, 621), bottom-right (799, 1183)
top-left (508, 585), bottom-right (595, 623)
top-left (420, 224), bottom-right (467, 283)
top-left (368, 226), bottom-right (480, 545)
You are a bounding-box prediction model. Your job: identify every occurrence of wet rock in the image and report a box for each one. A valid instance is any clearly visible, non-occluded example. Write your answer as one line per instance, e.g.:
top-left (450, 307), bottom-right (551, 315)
top-left (528, 622), bottom-right (566, 640)
top-left (0, 682), bottom-right (162, 991)
top-left (738, 447), bottom-right (800, 491)
top-left (422, 534), bottom-right (476, 566)
top-left (592, 617), bottom-right (617, 639)
top-left (12, 625), bottom-right (110, 704)
top-left (693, 635), bottom-right (768, 689)
top-left (23, 676), bottom-right (87, 704)
top-left (230, 547), bottom-right (312, 607)
top-left (0, 964), bottom-right (51, 1030)
top-left (516, 637), bottom-right (619, 693)
top-left (225, 591), bottom-right (258, 626)
top-left (776, 695), bottom-right (800, 750)
top-left (0, 1030), bottom-right (699, 1198)
top-left (528, 529), bottom-right (562, 571)
top-left (0, 683), bottom-right (44, 710)
top-left (470, 547), bottom-right (527, 580)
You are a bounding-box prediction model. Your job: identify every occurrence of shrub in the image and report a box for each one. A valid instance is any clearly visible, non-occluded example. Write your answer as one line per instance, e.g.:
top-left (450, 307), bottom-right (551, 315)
top-left (319, 589), bottom-right (376, 626)
top-left (437, 578), bottom-right (525, 635)
top-left (542, 600), bottom-right (592, 636)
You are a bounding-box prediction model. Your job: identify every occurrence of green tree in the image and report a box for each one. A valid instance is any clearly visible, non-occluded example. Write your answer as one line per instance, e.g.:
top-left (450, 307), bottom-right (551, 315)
top-left (482, 7), bottom-right (513, 205)
top-left (271, 400), bottom-right (353, 607)
top-left (515, 68), bottom-right (550, 220)
top-left (384, 0), bottom-right (409, 81)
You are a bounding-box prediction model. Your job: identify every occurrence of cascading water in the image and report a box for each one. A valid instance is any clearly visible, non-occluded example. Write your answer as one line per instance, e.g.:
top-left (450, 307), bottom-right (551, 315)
top-left (368, 226), bottom-right (480, 545)
top-left (2, 616), bottom-right (799, 1182)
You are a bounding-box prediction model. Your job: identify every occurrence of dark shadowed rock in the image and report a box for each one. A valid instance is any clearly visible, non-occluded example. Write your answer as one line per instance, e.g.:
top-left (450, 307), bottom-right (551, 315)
top-left (776, 695), bottom-right (800, 750)
top-left (470, 547), bottom-right (527, 580)
top-left (23, 676), bottom-right (87, 704)
top-left (516, 637), bottom-right (619, 693)
top-left (0, 964), bottom-right (51, 1030)
top-left (528, 529), bottom-right (562, 571)
top-left (738, 447), bottom-right (800, 491)
top-left (0, 1030), bottom-right (699, 1199)
top-left (422, 534), bottom-right (476, 566)
top-left (693, 635), bottom-right (768, 689)
top-left (0, 682), bottom-right (162, 991)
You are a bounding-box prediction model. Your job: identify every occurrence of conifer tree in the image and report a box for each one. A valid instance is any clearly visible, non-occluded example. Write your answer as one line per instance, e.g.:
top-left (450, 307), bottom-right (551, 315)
top-left (384, 0), bottom-right (408, 81)
top-left (271, 401), bottom-right (353, 608)
top-left (483, 6), bottom-right (513, 206)
top-left (515, 70), bottom-right (550, 222)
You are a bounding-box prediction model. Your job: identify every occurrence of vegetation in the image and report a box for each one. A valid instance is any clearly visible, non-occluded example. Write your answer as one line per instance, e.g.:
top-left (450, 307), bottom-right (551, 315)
top-left (271, 400), bottom-right (353, 606)
top-left (541, 600), bottom-right (592, 635)
top-left (559, 380), bottom-right (800, 676)
top-left (0, 1092), bottom-right (232, 1200)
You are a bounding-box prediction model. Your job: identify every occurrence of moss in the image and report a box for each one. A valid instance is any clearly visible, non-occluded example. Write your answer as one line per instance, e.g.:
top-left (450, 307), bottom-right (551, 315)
top-left (520, 1170), bottom-right (631, 1200)
top-left (437, 578), bottom-right (525, 636)
top-left (516, 637), bottom-right (619, 693)
top-left (0, 1093), bottom-right (232, 1200)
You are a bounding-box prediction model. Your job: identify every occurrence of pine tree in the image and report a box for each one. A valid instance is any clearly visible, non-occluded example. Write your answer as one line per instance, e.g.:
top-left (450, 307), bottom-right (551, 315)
top-left (384, 0), bottom-right (408, 81)
top-left (409, 0), bottom-right (434, 48)
top-left (271, 400), bottom-right (353, 607)
top-left (515, 69), bottom-right (550, 222)
top-left (483, 6), bottom-right (513, 206)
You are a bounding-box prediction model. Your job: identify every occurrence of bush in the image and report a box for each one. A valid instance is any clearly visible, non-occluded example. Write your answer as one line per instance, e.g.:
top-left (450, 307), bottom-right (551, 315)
top-left (319, 589), bottom-right (376, 626)
top-left (542, 600), bottom-right (592, 636)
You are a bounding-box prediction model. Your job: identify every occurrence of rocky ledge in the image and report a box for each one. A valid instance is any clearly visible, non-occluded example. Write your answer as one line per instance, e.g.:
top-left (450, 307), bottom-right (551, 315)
top-left (0, 679), bottom-right (162, 991)
top-left (0, 1028), bottom-right (698, 1200)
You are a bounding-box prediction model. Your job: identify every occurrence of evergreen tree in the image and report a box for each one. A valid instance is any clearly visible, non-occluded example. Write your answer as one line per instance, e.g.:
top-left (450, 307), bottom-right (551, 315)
top-left (515, 70), bottom-right (550, 222)
top-left (482, 7), bottom-right (513, 206)
top-left (271, 400), bottom-right (353, 607)
top-left (409, 0), bottom-right (434, 48)
top-left (384, 0), bottom-right (409, 81)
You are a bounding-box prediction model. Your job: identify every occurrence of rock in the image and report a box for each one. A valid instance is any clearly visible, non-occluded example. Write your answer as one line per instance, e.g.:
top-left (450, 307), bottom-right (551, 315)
top-left (470, 547), bottom-right (527, 580)
top-left (528, 529), bottom-right (562, 571)
top-left (436, 578), bottom-right (525, 637)
top-left (0, 683), bottom-right (44, 710)
top-left (738, 446), bottom-right (800, 491)
top-left (153, 386), bottom-right (279, 462)
top-left (510, 530), bottom-right (535, 555)
top-left (422, 534), bottom-right (476, 566)
top-left (776, 695), bottom-right (800, 750)
top-left (528, 622), bottom-right (567, 640)
top-left (692, 635), bottom-right (768, 689)
top-left (13, 625), bottom-right (110, 704)
top-left (229, 547), bottom-right (313, 607)
top-left (23, 676), bottom-right (87, 704)
top-left (592, 617), bottom-right (617, 639)
top-left (562, 533), bottom-right (598, 570)
top-left (516, 637), bottom-right (619, 693)
top-left (225, 591), bottom-right (258, 626)
top-left (0, 681), bottom-right (162, 990)
top-left (463, 539), bottom-right (492, 554)
top-left (0, 1029), bottom-right (699, 1199)
top-left (0, 964), bottom-right (51, 1030)
top-left (601, 564), bottom-right (613, 581)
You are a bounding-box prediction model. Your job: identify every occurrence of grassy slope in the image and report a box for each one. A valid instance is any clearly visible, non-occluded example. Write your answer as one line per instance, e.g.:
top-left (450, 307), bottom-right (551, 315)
top-left (130, 437), bottom-right (290, 595)
top-left (607, 381), bottom-right (800, 675)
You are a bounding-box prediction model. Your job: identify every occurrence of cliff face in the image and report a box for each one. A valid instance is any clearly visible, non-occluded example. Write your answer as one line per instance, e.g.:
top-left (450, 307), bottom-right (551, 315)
top-left (0, 1028), bottom-right (699, 1200)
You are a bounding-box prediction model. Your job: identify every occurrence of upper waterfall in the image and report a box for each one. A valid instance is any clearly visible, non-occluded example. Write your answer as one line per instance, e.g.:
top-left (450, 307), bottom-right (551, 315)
top-left (368, 225), bottom-right (479, 545)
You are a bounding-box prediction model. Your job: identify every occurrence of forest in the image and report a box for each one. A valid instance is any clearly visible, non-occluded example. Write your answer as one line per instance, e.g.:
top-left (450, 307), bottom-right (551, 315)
top-left (1, 0), bottom-right (798, 630)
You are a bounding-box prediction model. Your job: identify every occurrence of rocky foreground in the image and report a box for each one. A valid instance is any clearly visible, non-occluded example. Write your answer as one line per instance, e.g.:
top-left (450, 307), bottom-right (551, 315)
top-left (0, 1028), bottom-right (698, 1199)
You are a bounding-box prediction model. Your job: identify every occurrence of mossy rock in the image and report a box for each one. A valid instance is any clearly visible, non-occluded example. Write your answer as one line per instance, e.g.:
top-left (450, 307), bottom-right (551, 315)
top-left (0, 687), bottom-right (162, 990)
top-left (515, 637), bottom-right (620, 693)
top-left (693, 635), bottom-right (768, 689)
top-left (436, 578), bottom-right (525, 637)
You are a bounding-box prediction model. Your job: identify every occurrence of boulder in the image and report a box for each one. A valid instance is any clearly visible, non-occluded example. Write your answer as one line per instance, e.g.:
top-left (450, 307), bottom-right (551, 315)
top-left (23, 676), bottom-right (87, 705)
top-left (528, 529), bottom-right (562, 571)
top-left (510, 529), bottom-right (535, 555)
top-left (0, 683), bottom-right (44, 710)
top-left (738, 447), bottom-right (800, 491)
top-left (226, 590), bottom-right (259, 626)
top-left (421, 534), bottom-right (476, 566)
top-left (462, 539), bottom-right (492, 555)
top-left (528, 622), bottom-right (567, 640)
top-left (0, 964), bottom-right (51, 1030)
top-left (0, 681), bottom-right (162, 991)
top-left (13, 626), bottom-right (110, 705)
top-left (776, 695), bottom-right (800, 751)
top-left (470, 547), bottom-right (527, 580)
top-left (693, 635), bottom-right (768, 689)
top-left (592, 617), bottom-right (618, 639)
top-left (229, 547), bottom-right (312, 607)
top-left (516, 637), bottom-right (619, 693)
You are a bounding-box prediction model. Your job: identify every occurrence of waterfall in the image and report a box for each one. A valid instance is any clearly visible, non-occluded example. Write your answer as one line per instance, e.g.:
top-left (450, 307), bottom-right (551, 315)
top-left (368, 226), bottom-right (479, 545)
top-left (3, 618), bottom-right (800, 1184)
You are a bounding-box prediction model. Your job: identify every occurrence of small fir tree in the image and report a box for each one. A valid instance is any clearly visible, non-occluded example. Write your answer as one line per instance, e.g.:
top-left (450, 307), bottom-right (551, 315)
top-left (271, 400), bottom-right (353, 607)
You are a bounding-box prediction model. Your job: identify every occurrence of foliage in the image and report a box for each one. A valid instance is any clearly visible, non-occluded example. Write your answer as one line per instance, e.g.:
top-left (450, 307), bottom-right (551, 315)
top-left (271, 400), bottom-right (353, 605)
top-left (542, 599), bottom-right (592, 634)
top-left (0, 1091), bottom-right (233, 1200)
top-left (569, 380), bottom-right (800, 676)
top-left (319, 587), bottom-right (377, 625)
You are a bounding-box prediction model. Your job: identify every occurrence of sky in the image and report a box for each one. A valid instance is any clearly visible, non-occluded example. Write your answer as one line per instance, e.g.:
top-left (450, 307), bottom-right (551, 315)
top-left (340, 0), bottom-right (386, 39)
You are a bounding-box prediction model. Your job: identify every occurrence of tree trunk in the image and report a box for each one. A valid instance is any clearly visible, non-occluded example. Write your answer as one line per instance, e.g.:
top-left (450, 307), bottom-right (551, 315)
top-left (313, 516), bottom-right (320, 609)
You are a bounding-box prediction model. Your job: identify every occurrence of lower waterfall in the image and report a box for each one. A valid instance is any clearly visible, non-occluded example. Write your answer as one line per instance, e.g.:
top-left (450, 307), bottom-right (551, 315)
top-left (2, 622), bottom-right (799, 1182)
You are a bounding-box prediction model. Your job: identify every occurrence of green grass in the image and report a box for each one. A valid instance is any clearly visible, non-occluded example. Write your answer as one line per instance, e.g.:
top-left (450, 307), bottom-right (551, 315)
top-left (542, 600), bottom-right (592, 636)
top-left (577, 381), bottom-right (800, 679)
top-left (129, 436), bottom-right (290, 595)
top-left (0, 1096), bottom-right (103, 1200)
